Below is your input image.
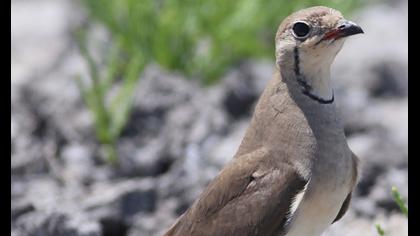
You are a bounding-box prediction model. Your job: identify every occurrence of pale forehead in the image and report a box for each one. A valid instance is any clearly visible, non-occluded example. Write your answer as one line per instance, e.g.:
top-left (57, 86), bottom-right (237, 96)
top-left (277, 6), bottom-right (343, 35)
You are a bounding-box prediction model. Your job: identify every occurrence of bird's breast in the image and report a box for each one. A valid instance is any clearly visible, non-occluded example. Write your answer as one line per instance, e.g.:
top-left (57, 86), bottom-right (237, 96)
top-left (283, 127), bottom-right (354, 236)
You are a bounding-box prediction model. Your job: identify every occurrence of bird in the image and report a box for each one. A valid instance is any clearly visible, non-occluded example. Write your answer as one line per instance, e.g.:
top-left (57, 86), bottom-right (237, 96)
top-left (163, 6), bottom-right (363, 236)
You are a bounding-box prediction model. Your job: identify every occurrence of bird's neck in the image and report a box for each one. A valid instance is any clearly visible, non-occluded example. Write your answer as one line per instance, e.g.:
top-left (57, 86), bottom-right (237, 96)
top-left (298, 62), bottom-right (333, 101)
top-left (235, 66), bottom-right (341, 158)
top-left (271, 66), bottom-right (344, 146)
top-left (278, 47), bottom-right (335, 104)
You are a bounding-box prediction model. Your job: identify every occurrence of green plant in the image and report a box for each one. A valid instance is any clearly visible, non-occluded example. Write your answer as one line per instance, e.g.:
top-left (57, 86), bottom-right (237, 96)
top-left (376, 224), bottom-right (385, 236)
top-left (391, 186), bottom-right (408, 217)
top-left (376, 186), bottom-right (408, 235)
top-left (76, 29), bottom-right (144, 164)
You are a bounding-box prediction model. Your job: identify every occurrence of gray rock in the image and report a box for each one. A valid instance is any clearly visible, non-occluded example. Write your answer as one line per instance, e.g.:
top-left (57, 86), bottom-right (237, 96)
top-left (84, 178), bottom-right (157, 222)
top-left (61, 143), bottom-right (95, 184)
top-left (15, 212), bottom-right (101, 236)
top-left (135, 64), bottom-right (197, 112)
top-left (118, 64), bottom-right (230, 178)
top-left (12, 0), bottom-right (94, 179)
top-left (220, 61), bottom-right (271, 119)
top-left (11, 201), bottom-right (35, 223)
top-left (128, 199), bottom-right (179, 236)
top-left (370, 168), bottom-right (408, 213)
top-left (323, 212), bottom-right (407, 236)
top-left (352, 197), bottom-right (377, 218)
top-left (206, 119), bottom-right (249, 167)
top-left (117, 137), bottom-right (172, 177)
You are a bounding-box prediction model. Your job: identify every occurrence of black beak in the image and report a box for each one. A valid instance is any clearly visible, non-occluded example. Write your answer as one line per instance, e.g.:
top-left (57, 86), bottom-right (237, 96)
top-left (322, 20), bottom-right (364, 40)
top-left (337, 20), bottom-right (364, 37)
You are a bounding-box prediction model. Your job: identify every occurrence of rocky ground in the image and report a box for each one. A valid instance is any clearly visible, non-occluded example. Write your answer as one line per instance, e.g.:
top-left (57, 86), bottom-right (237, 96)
top-left (11, 0), bottom-right (407, 235)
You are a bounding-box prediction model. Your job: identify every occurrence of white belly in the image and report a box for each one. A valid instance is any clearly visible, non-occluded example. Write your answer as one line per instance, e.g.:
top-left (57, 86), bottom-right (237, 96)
top-left (284, 185), bottom-right (349, 236)
top-left (284, 153), bottom-right (354, 236)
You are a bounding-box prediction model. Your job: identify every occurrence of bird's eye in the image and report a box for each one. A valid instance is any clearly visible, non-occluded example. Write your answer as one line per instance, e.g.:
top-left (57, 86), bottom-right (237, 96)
top-left (292, 22), bottom-right (310, 38)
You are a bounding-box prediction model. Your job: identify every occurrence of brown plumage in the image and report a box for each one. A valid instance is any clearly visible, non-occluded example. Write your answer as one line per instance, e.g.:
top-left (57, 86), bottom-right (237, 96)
top-left (164, 6), bottom-right (363, 236)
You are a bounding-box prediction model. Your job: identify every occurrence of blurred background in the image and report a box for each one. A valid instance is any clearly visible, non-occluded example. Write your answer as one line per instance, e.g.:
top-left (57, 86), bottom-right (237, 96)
top-left (11, 0), bottom-right (407, 235)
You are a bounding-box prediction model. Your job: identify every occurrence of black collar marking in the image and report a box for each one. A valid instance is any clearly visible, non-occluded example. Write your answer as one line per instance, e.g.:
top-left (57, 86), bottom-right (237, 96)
top-left (293, 46), bottom-right (334, 104)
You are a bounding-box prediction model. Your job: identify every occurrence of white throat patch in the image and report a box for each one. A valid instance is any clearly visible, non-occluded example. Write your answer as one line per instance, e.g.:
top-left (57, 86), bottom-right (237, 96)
top-left (297, 39), bottom-right (344, 101)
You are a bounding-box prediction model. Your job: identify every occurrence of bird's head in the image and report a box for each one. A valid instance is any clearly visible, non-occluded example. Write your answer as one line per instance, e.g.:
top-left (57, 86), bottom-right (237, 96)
top-left (274, 6), bottom-right (363, 102)
top-left (275, 6), bottom-right (363, 67)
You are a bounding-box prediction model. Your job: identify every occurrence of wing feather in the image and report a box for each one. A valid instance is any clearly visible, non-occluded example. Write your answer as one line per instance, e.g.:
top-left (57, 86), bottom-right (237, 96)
top-left (164, 147), bottom-right (309, 236)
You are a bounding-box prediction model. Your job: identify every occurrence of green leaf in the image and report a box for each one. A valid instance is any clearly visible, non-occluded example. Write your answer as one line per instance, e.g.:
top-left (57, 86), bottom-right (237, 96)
top-left (376, 224), bottom-right (385, 236)
top-left (391, 186), bottom-right (408, 217)
top-left (109, 56), bottom-right (143, 139)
